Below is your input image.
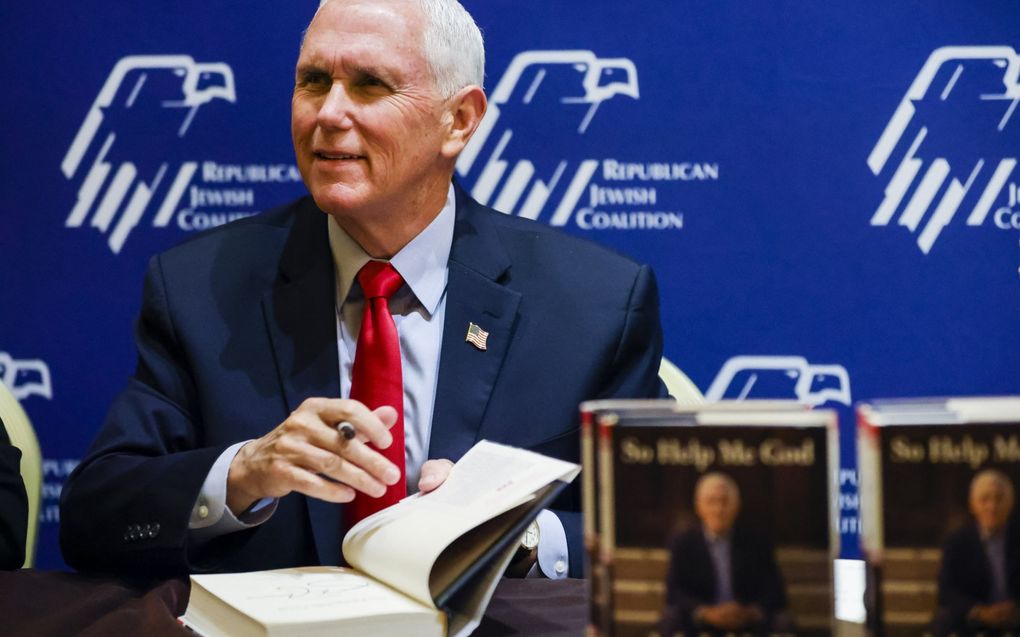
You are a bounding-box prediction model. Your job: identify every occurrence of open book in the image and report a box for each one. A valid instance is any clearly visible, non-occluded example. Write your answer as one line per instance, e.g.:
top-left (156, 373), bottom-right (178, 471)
top-left (181, 440), bottom-right (579, 637)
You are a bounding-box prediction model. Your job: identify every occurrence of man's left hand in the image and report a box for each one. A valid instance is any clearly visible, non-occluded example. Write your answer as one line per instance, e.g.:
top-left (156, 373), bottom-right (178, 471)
top-left (418, 459), bottom-right (454, 493)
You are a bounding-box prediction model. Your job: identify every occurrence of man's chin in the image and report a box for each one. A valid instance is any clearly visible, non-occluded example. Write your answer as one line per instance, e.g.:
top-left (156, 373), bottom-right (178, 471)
top-left (309, 186), bottom-right (373, 216)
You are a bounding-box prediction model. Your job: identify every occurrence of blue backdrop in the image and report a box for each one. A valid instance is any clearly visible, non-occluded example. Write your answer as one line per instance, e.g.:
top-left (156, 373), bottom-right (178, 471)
top-left (2, 1), bottom-right (1017, 569)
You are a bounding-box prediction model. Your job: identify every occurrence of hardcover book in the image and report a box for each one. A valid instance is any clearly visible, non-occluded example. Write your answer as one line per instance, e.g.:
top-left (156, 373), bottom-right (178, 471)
top-left (583, 400), bottom-right (837, 637)
top-left (857, 396), bottom-right (1020, 637)
top-left (180, 440), bottom-right (579, 637)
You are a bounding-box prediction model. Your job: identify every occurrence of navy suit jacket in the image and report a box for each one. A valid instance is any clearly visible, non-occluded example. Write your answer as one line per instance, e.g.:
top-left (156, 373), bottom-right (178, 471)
top-left (660, 524), bottom-right (788, 636)
top-left (60, 187), bottom-right (667, 577)
top-left (934, 519), bottom-right (1020, 633)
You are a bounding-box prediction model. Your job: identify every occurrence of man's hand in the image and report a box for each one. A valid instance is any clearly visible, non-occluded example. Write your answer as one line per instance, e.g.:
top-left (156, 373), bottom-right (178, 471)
top-left (971, 600), bottom-right (1017, 627)
top-left (226, 399), bottom-right (401, 515)
top-left (418, 459), bottom-right (454, 493)
top-left (698, 601), bottom-right (756, 631)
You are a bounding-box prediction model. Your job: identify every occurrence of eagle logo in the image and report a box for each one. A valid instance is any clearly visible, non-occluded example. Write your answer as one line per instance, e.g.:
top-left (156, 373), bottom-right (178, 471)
top-left (705, 355), bottom-right (851, 407)
top-left (456, 50), bottom-right (639, 225)
top-left (868, 46), bottom-right (1020, 254)
top-left (0, 352), bottom-right (53, 402)
top-left (61, 55), bottom-right (236, 254)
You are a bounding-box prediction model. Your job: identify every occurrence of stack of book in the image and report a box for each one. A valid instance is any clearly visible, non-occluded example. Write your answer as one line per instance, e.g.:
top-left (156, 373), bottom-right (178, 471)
top-left (582, 399), bottom-right (838, 637)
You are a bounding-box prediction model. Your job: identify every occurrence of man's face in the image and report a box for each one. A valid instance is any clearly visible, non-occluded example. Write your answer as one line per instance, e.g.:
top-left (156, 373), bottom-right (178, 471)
top-left (970, 476), bottom-right (1013, 534)
top-left (695, 479), bottom-right (740, 536)
top-left (292, 0), bottom-right (452, 220)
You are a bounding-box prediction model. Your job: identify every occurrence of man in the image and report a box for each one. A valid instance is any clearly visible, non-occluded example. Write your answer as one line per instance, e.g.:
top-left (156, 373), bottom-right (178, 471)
top-left (659, 472), bottom-right (788, 637)
top-left (933, 469), bottom-right (1020, 637)
top-left (60, 0), bottom-right (666, 579)
top-left (0, 416), bottom-right (28, 570)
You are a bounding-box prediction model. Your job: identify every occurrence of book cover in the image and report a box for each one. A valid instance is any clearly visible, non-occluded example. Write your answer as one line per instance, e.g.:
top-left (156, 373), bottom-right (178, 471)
top-left (858, 397), bottom-right (1020, 637)
top-left (591, 406), bottom-right (837, 637)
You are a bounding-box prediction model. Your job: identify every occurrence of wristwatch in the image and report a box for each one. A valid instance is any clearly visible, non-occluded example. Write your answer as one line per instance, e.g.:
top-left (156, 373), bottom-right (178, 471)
top-left (520, 520), bottom-right (540, 553)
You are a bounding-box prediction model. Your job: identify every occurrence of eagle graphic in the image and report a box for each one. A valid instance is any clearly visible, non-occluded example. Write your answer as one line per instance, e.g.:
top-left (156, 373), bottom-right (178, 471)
top-left (61, 55), bottom-right (236, 254)
top-left (868, 46), bottom-right (1020, 254)
top-left (457, 50), bottom-right (639, 225)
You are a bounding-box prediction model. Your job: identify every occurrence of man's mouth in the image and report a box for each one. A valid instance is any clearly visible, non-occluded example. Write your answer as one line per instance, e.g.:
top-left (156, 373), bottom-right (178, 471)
top-left (315, 151), bottom-right (364, 161)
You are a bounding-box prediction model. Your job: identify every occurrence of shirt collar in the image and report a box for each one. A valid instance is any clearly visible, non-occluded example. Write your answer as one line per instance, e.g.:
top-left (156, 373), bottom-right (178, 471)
top-left (327, 183), bottom-right (455, 316)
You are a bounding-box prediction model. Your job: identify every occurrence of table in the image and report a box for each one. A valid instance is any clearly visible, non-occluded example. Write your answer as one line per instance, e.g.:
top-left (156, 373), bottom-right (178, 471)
top-left (0, 570), bottom-right (587, 636)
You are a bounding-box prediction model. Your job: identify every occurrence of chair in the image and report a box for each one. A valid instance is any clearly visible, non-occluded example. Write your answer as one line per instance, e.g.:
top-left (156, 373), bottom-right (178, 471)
top-left (0, 382), bottom-right (42, 568)
top-left (658, 358), bottom-right (704, 406)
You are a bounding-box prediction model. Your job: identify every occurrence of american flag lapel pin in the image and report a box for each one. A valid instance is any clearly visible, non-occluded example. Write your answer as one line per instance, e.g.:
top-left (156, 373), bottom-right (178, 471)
top-left (465, 322), bottom-right (489, 351)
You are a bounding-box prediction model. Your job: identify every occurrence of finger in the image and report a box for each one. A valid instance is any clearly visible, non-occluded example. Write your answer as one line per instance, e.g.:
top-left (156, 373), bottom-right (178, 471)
top-left (333, 437), bottom-right (402, 486)
top-left (308, 399), bottom-right (394, 449)
top-left (284, 464), bottom-right (357, 503)
top-left (287, 436), bottom-right (398, 492)
top-left (418, 458), bottom-right (454, 493)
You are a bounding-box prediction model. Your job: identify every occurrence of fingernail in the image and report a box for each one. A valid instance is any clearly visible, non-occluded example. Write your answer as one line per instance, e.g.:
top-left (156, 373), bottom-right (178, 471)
top-left (380, 434), bottom-right (393, 449)
top-left (384, 468), bottom-right (400, 484)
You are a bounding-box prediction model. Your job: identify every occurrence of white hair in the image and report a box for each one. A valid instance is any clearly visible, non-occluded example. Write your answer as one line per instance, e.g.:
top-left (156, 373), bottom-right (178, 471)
top-left (316, 0), bottom-right (485, 98)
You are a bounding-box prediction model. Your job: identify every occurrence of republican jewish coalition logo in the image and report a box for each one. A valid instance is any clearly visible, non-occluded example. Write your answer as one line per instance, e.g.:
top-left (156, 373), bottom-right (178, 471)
top-left (0, 352), bottom-right (52, 401)
top-left (705, 356), bottom-right (851, 406)
top-left (62, 55), bottom-right (302, 254)
top-left (869, 46), bottom-right (1020, 254)
top-left (457, 50), bottom-right (717, 231)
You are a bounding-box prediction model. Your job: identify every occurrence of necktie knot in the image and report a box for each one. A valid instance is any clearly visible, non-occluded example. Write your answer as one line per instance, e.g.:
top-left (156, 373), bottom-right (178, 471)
top-left (358, 261), bottom-right (404, 300)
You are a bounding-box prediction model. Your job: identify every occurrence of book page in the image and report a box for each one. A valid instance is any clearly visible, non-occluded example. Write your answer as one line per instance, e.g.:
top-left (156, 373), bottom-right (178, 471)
top-left (342, 440), bottom-right (579, 607)
top-left (188, 567), bottom-right (438, 628)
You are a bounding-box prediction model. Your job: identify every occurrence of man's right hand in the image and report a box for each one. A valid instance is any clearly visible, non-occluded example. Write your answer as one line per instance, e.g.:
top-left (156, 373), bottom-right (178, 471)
top-left (698, 601), bottom-right (756, 631)
top-left (971, 600), bottom-right (1017, 627)
top-left (226, 398), bottom-right (401, 515)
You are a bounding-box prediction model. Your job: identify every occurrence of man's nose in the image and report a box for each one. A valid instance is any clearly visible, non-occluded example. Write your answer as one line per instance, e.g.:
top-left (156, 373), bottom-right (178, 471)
top-left (317, 83), bottom-right (355, 130)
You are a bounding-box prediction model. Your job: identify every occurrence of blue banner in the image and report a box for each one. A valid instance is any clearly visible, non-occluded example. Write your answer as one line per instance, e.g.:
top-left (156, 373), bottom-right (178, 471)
top-left (2, 1), bottom-right (1017, 569)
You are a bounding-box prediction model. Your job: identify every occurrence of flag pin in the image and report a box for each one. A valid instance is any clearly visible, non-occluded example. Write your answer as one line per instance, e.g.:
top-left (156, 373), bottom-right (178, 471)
top-left (465, 322), bottom-right (489, 351)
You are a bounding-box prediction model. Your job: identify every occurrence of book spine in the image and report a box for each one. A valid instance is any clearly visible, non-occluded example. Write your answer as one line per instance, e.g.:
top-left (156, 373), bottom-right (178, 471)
top-left (596, 413), bottom-right (618, 637)
top-left (580, 407), bottom-right (603, 635)
top-left (856, 407), bottom-right (884, 557)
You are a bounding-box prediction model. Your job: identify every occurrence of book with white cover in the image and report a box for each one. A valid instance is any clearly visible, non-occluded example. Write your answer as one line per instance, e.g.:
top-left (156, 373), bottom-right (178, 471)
top-left (181, 440), bottom-right (580, 637)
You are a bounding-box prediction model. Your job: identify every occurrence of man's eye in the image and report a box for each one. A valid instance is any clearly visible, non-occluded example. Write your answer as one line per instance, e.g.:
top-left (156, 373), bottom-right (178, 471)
top-left (298, 71), bottom-right (331, 87)
top-left (357, 75), bottom-right (389, 90)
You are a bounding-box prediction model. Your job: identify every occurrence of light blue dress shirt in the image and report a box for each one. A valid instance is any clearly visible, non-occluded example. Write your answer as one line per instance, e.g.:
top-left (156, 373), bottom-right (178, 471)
top-left (188, 184), bottom-right (567, 578)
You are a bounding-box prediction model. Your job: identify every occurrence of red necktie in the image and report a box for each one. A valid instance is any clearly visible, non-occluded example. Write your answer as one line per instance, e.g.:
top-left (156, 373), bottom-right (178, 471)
top-left (347, 261), bottom-right (406, 524)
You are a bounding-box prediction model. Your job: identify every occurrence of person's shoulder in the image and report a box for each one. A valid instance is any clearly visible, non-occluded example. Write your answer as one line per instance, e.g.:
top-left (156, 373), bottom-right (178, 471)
top-left (669, 525), bottom-right (707, 551)
top-left (941, 521), bottom-right (979, 552)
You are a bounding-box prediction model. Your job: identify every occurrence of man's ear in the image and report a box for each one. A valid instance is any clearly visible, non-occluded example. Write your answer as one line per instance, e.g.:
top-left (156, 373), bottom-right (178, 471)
top-left (441, 85), bottom-right (487, 159)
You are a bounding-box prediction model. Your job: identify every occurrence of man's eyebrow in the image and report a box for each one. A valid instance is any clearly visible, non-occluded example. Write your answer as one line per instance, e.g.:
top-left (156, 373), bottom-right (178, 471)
top-left (295, 62), bottom-right (330, 77)
top-left (346, 62), bottom-right (399, 84)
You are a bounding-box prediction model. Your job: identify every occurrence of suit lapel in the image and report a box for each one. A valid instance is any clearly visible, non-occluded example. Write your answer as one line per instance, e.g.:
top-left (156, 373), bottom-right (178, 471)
top-left (261, 198), bottom-right (343, 566)
top-left (428, 187), bottom-right (521, 462)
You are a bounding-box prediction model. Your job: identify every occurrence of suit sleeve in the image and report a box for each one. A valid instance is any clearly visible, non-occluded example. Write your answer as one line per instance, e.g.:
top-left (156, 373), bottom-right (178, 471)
top-left (936, 531), bottom-right (982, 624)
top-left (60, 255), bottom-right (243, 576)
top-left (555, 263), bottom-right (669, 577)
top-left (0, 422), bottom-right (27, 570)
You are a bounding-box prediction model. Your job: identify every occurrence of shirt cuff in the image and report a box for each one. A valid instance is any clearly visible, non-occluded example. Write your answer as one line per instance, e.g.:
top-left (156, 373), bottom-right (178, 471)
top-left (189, 441), bottom-right (278, 541)
top-left (531, 509), bottom-right (569, 579)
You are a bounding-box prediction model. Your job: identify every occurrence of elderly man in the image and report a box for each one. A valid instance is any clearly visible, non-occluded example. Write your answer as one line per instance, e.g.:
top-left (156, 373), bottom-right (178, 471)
top-left (659, 472), bottom-right (788, 637)
top-left (934, 469), bottom-right (1020, 637)
top-left (60, 0), bottom-right (666, 579)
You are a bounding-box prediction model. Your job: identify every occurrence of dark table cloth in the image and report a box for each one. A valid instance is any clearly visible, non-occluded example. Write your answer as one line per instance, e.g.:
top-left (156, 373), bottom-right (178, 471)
top-left (0, 570), bottom-right (586, 636)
